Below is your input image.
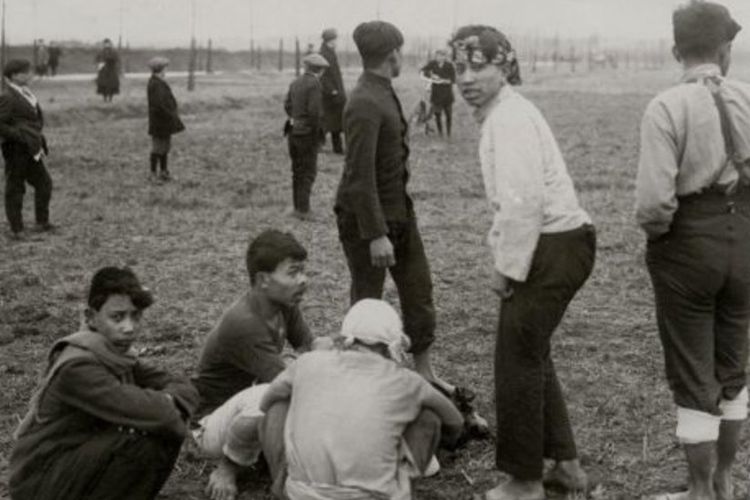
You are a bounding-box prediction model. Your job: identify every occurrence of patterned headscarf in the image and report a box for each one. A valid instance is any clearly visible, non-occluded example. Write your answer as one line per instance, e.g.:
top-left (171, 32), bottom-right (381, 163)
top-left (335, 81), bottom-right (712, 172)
top-left (451, 25), bottom-right (521, 85)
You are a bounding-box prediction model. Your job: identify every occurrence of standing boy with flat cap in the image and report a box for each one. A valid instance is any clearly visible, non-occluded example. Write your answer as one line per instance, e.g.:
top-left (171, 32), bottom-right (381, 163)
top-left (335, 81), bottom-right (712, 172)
top-left (0, 59), bottom-right (54, 240)
top-left (147, 57), bottom-right (185, 182)
top-left (284, 53), bottom-right (328, 220)
top-left (335, 21), bottom-right (487, 438)
top-left (637, 2), bottom-right (750, 499)
top-left (319, 28), bottom-right (346, 154)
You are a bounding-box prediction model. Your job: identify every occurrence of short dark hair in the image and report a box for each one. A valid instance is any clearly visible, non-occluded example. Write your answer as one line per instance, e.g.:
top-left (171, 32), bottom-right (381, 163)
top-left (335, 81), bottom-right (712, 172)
top-left (88, 267), bottom-right (154, 311)
top-left (673, 0), bottom-right (742, 59)
top-left (3, 59), bottom-right (31, 79)
top-left (353, 21), bottom-right (404, 69)
top-left (246, 230), bottom-right (307, 284)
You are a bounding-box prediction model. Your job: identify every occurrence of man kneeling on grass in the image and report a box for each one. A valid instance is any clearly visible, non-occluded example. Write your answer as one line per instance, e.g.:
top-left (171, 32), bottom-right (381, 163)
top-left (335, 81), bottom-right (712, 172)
top-left (9, 266), bottom-right (199, 500)
top-left (191, 229), bottom-right (314, 500)
top-left (260, 298), bottom-right (465, 500)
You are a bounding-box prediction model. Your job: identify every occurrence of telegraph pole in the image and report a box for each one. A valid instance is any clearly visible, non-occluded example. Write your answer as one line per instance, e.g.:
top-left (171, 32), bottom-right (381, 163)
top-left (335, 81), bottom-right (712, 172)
top-left (188, 0), bottom-right (197, 91)
top-left (1, 0), bottom-right (6, 91)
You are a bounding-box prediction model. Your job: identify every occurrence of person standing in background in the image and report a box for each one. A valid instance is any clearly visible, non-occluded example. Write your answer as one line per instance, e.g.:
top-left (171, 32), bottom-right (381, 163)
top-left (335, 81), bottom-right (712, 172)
top-left (284, 53), bottom-right (329, 220)
top-left (147, 57), bottom-right (185, 183)
top-left (319, 28), bottom-right (346, 154)
top-left (0, 59), bottom-right (54, 240)
top-left (420, 49), bottom-right (456, 137)
top-left (96, 38), bottom-right (120, 103)
top-left (47, 42), bottom-right (63, 77)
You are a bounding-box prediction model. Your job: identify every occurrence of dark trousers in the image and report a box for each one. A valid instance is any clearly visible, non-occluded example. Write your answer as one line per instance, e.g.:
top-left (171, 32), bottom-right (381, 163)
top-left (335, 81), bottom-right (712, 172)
top-left (327, 130), bottom-right (343, 153)
top-left (4, 154), bottom-right (52, 233)
top-left (336, 211), bottom-right (436, 354)
top-left (288, 134), bottom-right (318, 213)
top-left (646, 190), bottom-right (750, 415)
top-left (495, 224), bottom-right (595, 480)
top-left (11, 429), bottom-right (182, 500)
top-left (432, 103), bottom-right (452, 137)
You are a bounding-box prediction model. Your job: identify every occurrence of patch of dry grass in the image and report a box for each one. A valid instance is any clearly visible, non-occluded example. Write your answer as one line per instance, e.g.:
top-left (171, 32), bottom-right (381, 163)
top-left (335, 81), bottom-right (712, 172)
top-left (1, 67), bottom-right (748, 499)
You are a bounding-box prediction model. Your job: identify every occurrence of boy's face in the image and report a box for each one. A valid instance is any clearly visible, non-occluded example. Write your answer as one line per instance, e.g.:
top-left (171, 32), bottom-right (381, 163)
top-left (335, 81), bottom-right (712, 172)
top-left (259, 258), bottom-right (308, 307)
top-left (87, 294), bottom-right (143, 354)
top-left (456, 61), bottom-right (505, 108)
top-left (11, 71), bottom-right (32, 86)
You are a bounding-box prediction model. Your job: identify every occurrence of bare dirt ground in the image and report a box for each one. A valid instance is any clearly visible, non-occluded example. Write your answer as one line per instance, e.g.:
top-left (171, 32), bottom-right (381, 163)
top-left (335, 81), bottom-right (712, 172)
top-left (1, 66), bottom-right (749, 499)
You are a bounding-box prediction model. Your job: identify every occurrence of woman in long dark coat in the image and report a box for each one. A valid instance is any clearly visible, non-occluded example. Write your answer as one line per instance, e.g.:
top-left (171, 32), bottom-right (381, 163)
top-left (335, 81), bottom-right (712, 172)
top-left (95, 39), bottom-right (120, 102)
top-left (319, 28), bottom-right (346, 154)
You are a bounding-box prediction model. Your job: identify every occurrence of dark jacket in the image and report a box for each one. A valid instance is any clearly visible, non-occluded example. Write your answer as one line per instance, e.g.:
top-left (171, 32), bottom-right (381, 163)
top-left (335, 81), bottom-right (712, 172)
top-left (421, 60), bottom-right (456, 106)
top-left (0, 86), bottom-right (47, 161)
top-left (9, 331), bottom-right (198, 498)
top-left (284, 72), bottom-right (324, 136)
top-left (147, 75), bottom-right (185, 138)
top-left (319, 43), bottom-right (346, 132)
top-left (95, 47), bottom-right (120, 95)
top-left (335, 71), bottom-right (412, 240)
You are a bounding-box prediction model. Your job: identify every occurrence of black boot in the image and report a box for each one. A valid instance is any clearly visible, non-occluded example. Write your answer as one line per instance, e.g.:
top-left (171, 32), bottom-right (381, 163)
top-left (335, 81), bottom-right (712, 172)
top-left (159, 154), bottom-right (171, 181)
top-left (149, 153), bottom-right (159, 178)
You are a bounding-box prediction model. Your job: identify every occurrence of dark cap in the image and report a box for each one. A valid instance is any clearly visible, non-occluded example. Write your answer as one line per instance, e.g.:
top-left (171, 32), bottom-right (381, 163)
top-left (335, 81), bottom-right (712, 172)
top-left (322, 28), bottom-right (338, 41)
top-left (3, 59), bottom-right (31, 79)
top-left (353, 21), bottom-right (404, 59)
top-left (88, 267), bottom-right (154, 311)
top-left (673, 1), bottom-right (742, 56)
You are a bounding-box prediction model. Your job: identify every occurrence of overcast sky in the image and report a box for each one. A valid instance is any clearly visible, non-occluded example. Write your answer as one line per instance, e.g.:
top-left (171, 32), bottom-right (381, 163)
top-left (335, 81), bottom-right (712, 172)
top-left (7, 0), bottom-right (750, 50)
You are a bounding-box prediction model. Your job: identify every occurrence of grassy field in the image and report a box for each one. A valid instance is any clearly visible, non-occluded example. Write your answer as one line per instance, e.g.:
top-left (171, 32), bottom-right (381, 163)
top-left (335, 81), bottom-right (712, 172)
top-left (1, 64), bottom-right (749, 500)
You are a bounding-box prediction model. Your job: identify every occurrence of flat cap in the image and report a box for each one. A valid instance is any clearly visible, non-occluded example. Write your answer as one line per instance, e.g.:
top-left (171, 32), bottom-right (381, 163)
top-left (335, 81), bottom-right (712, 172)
top-left (147, 56), bottom-right (170, 71)
top-left (674, 0), bottom-right (741, 54)
top-left (302, 53), bottom-right (330, 68)
top-left (353, 21), bottom-right (404, 58)
top-left (322, 28), bottom-right (338, 41)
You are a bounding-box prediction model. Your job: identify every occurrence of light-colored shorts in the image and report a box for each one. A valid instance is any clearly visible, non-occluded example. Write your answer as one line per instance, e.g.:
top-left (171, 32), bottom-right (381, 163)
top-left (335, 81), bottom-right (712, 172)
top-left (192, 384), bottom-right (269, 466)
top-left (151, 136), bottom-right (171, 155)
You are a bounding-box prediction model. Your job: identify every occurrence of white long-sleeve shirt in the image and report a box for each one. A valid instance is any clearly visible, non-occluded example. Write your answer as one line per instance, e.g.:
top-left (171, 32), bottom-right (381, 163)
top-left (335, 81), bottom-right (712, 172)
top-left (476, 85), bottom-right (591, 282)
top-left (636, 64), bottom-right (750, 239)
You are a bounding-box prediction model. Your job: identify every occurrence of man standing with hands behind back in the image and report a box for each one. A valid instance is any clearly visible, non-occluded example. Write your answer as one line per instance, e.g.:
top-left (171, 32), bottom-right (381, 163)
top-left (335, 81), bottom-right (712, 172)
top-left (335, 21), bottom-right (488, 439)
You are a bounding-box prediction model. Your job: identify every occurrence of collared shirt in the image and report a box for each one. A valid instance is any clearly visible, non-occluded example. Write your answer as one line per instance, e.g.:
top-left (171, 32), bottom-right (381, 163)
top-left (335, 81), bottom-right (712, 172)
top-left (636, 64), bottom-right (750, 239)
top-left (7, 81), bottom-right (38, 109)
top-left (476, 85), bottom-right (591, 282)
top-left (335, 71), bottom-right (412, 240)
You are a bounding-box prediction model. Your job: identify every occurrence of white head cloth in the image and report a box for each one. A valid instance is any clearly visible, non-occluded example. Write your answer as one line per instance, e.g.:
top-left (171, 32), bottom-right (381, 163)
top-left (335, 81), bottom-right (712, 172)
top-left (341, 299), bottom-right (410, 363)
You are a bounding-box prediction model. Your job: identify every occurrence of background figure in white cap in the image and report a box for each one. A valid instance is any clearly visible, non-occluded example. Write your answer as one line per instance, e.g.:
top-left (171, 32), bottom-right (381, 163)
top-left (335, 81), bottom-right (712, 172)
top-left (319, 28), bottom-right (346, 154)
top-left (260, 298), bottom-right (465, 500)
top-left (283, 53), bottom-right (329, 220)
top-left (147, 57), bottom-right (185, 183)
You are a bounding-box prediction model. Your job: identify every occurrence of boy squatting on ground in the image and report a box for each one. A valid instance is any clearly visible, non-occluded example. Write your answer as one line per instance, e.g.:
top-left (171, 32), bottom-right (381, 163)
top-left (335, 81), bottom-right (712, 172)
top-left (9, 267), bottom-right (199, 500)
top-left (191, 229), bottom-right (315, 500)
top-left (636, 2), bottom-right (750, 499)
top-left (260, 298), bottom-right (465, 500)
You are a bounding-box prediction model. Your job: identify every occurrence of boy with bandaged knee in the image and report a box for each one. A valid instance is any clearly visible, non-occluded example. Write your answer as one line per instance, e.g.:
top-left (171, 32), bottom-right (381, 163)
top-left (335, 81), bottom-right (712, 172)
top-left (636, 2), bottom-right (750, 499)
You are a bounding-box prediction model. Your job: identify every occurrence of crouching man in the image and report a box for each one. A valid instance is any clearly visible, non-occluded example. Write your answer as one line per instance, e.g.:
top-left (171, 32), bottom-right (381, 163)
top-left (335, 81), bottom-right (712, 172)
top-left (261, 298), bottom-right (465, 500)
top-left (9, 267), bottom-right (199, 500)
top-left (191, 229), bottom-right (314, 499)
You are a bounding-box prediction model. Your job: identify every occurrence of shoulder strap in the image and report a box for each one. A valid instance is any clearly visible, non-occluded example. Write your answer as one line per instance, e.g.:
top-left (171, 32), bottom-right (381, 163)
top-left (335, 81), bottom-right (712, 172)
top-left (705, 77), bottom-right (740, 190)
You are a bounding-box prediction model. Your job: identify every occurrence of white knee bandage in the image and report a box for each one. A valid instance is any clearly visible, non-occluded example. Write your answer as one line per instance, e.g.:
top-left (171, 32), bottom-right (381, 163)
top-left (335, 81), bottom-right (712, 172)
top-left (675, 407), bottom-right (721, 444)
top-left (719, 387), bottom-right (749, 421)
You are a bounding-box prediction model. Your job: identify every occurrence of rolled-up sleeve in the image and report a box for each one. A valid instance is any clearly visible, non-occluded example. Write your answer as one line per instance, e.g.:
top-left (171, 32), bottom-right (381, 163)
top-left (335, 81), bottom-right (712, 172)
top-left (484, 113), bottom-right (544, 282)
top-left (636, 99), bottom-right (679, 240)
